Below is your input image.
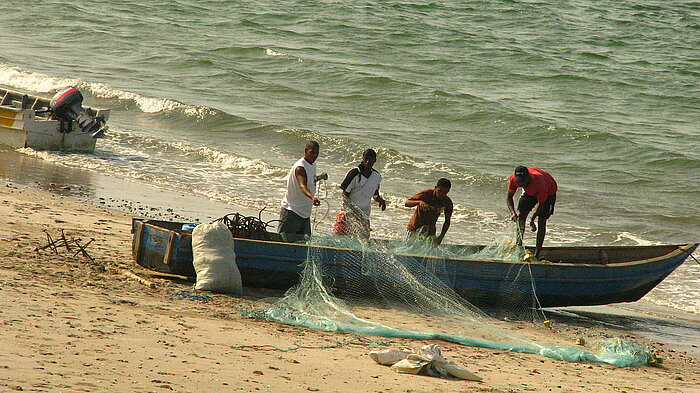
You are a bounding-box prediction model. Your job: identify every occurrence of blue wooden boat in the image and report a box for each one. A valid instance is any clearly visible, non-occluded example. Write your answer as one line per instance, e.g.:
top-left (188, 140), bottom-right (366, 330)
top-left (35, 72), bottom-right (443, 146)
top-left (131, 218), bottom-right (698, 308)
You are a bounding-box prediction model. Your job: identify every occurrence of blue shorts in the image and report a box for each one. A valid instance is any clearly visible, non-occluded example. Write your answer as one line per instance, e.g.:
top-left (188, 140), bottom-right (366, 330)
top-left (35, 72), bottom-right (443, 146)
top-left (278, 208), bottom-right (311, 235)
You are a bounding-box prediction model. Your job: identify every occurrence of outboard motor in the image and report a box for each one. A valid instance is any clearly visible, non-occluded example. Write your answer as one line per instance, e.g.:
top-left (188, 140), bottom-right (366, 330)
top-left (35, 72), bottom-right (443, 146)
top-left (50, 88), bottom-right (106, 138)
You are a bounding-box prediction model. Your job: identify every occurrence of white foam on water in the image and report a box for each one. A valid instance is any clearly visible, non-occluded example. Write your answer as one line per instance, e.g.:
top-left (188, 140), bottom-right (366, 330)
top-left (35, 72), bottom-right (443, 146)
top-left (0, 63), bottom-right (214, 118)
top-left (615, 231), bottom-right (657, 246)
top-left (167, 141), bottom-right (286, 177)
top-left (16, 130), bottom-right (286, 213)
top-left (265, 48), bottom-right (288, 57)
top-left (0, 64), bottom-right (78, 93)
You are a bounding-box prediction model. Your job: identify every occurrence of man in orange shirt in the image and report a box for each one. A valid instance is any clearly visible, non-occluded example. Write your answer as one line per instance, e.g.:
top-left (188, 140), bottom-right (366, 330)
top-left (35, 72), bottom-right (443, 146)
top-left (404, 178), bottom-right (453, 245)
top-left (506, 166), bottom-right (557, 258)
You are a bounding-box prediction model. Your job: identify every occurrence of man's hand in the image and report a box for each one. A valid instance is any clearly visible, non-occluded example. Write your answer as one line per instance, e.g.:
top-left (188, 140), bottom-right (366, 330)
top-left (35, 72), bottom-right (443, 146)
top-left (376, 197), bottom-right (387, 211)
top-left (418, 201), bottom-right (435, 211)
top-left (312, 196), bottom-right (321, 206)
top-left (510, 212), bottom-right (519, 222)
top-left (317, 172), bottom-right (328, 181)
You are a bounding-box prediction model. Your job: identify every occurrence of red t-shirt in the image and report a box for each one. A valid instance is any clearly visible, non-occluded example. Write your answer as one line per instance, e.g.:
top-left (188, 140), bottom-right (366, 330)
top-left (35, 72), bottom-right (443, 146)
top-left (406, 188), bottom-right (453, 231)
top-left (507, 167), bottom-right (557, 203)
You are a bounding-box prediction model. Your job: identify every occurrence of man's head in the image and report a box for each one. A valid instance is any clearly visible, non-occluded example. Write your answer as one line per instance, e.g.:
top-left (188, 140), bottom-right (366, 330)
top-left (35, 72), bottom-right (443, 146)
top-left (514, 166), bottom-right (531, 186)
top-left (361, 148), bottom-right (377, 168)
top-left (304, 140), bottom-right (320, 163)
top-left (434, 178), bottom-right (451, 199)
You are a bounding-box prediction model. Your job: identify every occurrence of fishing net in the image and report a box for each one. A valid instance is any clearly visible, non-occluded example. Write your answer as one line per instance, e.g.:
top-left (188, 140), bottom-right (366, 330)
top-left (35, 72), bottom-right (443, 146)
top-left (245, 196), bottom-right (655, 367)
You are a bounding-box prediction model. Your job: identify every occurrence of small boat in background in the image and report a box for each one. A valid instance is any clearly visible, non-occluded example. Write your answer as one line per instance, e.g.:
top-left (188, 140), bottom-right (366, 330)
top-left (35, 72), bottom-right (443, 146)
top-left (131, 218), bottom-right (698, 308)
top-left (0, 87), bottom-right (109, 152)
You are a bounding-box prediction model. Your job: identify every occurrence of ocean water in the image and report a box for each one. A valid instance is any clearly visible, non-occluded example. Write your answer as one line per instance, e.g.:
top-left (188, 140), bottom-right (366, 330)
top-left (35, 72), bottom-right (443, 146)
top-left (0, 0), bottom-right (698, 314)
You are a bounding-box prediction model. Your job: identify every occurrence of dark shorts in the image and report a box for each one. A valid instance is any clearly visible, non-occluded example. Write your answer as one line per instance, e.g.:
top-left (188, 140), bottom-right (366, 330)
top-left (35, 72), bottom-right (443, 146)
top-left (278, 208), bottom-right (311, 235)
top-left (518, 193), bottom-right (556, 219)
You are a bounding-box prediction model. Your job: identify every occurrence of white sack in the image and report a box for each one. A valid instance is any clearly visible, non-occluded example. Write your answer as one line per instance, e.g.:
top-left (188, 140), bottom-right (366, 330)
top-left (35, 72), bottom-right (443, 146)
top-left (192, 221), bottom-right (242, 294)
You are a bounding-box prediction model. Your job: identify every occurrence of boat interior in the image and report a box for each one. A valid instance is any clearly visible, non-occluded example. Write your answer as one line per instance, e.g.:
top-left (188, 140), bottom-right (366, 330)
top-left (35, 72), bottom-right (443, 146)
top-left (135, 218), bottom-right (693, 266)
top-left (0, 87), bottom-right (102, 119)
top-left (1, 88), bottom-right (52, 117)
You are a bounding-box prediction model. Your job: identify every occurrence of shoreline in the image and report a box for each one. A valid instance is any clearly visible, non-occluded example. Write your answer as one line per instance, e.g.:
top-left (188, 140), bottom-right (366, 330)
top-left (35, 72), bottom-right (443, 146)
top-left (0, 145), bottom-right (277, 224)
top-left (0, 179), bottom-right (699, 392)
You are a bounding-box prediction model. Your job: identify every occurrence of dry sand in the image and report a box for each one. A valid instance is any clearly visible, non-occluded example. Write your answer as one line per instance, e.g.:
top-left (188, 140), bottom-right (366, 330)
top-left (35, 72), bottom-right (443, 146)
top-left (0, 181), bottom-right (698, 393)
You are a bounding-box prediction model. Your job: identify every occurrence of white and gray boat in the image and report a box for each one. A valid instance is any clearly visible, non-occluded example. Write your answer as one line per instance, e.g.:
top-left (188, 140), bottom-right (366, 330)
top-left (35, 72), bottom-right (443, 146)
top-left (0, 87), bottom-right (109, 152)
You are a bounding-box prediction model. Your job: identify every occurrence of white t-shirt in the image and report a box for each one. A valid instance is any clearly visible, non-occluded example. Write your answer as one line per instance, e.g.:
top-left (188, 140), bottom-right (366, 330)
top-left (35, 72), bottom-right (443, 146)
top-left (281, 157), bottom-right (317, 219)
top-left (342, 168), bottom-right (381, 217)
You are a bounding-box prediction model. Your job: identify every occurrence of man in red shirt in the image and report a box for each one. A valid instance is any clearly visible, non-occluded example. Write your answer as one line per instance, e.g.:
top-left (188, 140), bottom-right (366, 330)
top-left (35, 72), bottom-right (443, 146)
top-left (506, 166), bottom-right (557, 258)
top-left (405, 178), bottom-right (453, 245)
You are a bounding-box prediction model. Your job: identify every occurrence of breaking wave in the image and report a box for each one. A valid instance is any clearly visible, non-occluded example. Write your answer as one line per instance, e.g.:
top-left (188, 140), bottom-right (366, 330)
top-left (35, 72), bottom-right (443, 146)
top-left (0, 63), bottom-right (215, 118)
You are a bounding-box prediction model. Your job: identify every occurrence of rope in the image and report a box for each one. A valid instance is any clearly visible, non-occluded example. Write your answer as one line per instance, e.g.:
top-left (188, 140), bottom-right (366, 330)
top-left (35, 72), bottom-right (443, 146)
top-left (525, 262), bottom-right (548, 322)
top-left (226, 336), bottom-right (380, 352)
top-left (311, 179), bottom-right (331, 231)
top-left (677, 245), bottom-right (700, 267)
top-left (215, 210), bottom-right (280, 240)
top-left (690, 252), bottom-right (700, 266)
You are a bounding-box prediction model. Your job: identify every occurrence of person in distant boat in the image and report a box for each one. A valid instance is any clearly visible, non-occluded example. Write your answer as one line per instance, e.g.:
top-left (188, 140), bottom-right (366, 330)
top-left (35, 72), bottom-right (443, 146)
top-left (506, 166), bottom-right (558, 258)
top-left (278, 140), bottom-right (328, 241)
top-left (404, 178), bottom-right (453, 245)
top-left (333, 149), bottom-right (386, 238)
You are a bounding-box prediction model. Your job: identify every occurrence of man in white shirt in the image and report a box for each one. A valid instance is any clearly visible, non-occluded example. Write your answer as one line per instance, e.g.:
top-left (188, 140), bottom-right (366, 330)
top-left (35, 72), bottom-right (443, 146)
top-left (334, 149), bottom-right (386, 238)
top-left (278, 141), bottom-right (328, 241)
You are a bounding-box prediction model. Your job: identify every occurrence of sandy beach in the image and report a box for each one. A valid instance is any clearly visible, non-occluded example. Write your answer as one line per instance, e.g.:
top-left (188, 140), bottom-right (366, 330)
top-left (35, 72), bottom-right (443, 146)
top-left (1, 180), bottom-right (698, 393)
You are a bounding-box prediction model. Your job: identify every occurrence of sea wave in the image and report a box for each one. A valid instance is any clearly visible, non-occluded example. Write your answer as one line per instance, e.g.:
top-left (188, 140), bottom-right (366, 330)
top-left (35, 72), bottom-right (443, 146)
top-left (0, 63), bottom-right (215, 118)
top-left (274, 128), bottom-right (483, 186)
top-left (16, 127), bottom-right (287, 203)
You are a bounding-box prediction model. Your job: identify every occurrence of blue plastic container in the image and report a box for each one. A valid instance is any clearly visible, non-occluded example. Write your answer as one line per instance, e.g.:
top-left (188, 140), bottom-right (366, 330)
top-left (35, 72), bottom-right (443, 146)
top-left (181, 223), bottom-right (197, 232)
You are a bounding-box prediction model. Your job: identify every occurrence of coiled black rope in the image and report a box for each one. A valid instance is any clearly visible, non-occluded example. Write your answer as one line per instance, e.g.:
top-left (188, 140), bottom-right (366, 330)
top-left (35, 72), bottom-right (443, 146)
top-left (216, 208), bottom-right (281, 240)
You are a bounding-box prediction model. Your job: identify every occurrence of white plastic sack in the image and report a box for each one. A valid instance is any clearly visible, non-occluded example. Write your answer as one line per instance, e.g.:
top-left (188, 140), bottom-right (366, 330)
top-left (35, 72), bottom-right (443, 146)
top-left (192, 221), bottom-right (243, 294)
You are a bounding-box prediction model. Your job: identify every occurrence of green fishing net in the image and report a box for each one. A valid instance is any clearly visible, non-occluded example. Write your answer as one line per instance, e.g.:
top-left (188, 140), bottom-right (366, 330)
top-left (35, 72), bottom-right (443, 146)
top-left (245, 197), bottom-right (655, 367)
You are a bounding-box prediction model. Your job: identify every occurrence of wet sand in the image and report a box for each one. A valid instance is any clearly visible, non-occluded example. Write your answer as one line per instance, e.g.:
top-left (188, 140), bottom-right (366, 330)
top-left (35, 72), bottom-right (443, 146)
top-left (546, 304), bottom-right (700, 359)
top-left (1, 176), bottom-right (699, 392)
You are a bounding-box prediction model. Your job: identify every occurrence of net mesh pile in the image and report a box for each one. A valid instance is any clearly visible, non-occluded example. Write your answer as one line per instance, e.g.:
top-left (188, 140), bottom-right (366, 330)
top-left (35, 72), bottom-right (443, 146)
top-left (246, 197), bottom-right (654, 367)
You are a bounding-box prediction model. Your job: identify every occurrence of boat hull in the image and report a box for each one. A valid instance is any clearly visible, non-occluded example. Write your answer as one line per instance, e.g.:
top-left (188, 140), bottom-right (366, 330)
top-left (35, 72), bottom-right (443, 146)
top-left (131, 218), bottom-right (698, 308)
